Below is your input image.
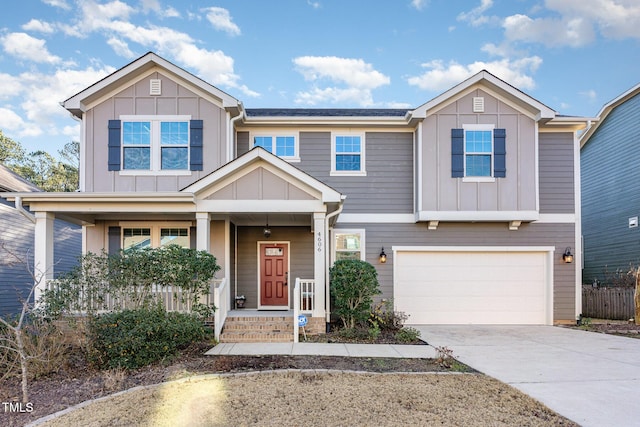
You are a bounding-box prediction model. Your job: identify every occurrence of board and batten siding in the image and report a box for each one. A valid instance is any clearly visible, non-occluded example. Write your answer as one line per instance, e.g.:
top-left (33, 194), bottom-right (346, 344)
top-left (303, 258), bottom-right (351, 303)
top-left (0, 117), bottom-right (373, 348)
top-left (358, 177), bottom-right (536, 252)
top-left (235, 226), bottom-right (313, 309)
top-left (420, 89), bottom-right (537, 213)
top-left (335, 221), bottom-right (576, 322)
top-left (84, 72), bottom-right (228, 192)
top-left (0, 199), bottom-right (80, 316)
top-left (539, 132), bottom-right (575, 213)
top-left (581, 92), bottom-right (640, 284)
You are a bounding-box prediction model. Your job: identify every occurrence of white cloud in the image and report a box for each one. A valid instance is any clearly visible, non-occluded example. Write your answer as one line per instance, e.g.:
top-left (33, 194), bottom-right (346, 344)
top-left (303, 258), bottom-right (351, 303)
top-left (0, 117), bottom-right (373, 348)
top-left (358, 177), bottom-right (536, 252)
top-left (0, 108), bottom-right (28, 132)
top-left (22, 19), bottom-right (56, 34)
top-left (0, 74), bottom-right (23, 99)
top-left (203, 7), bottom-right (241, 36)
top-left (107, 37), bottom-right (135, 58)
top-left (307, 0), bottom-right (321, 9)
top-left (580, 89), bottom-right (597, 101)
top-left (411, 0), bottom-right (428, 11)
top-left (503, 13), bottom-right (595, 47)
top-left (292, 56), bottom-right (390, 106)
top-left (407, 57), bottom-right (542, 92)
top-left (1, 33), bottom-right (61, 64)
top-left (42, 0), bottom-right (70, 10)
top-left (140, 0), bottom-right (180, 18)
top-left (457, 0), bottom-right (496, 26)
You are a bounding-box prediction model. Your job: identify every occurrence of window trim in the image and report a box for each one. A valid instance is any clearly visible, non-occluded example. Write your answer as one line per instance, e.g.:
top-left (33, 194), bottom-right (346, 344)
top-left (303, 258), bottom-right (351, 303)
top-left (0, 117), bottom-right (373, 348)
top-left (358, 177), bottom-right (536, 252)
top-left (119, 115), bottom-right (192, 175)
top-left (250, 131), bottom-right (300, 162)
top-left (331, 132), bottom-right (366, 176)
top-left (462, 124), bottom-right (495, 182)
top-left (332, 228), bottom-right (366, 262)
top-left (119, 221), bottom-right (192, 249)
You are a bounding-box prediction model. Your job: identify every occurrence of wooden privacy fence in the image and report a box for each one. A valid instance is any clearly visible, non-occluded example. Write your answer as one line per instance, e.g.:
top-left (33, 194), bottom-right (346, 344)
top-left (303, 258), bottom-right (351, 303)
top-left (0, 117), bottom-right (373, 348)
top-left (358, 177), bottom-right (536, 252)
top-left (582, 286), bottom-right (635, 320)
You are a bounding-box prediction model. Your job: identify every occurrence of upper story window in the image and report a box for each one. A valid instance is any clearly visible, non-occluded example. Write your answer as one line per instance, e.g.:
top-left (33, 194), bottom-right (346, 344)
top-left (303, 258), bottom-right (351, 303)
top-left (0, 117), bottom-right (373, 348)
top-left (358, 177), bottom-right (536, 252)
top-left (252, 133), bottom-right (299, 161)
top-left (451, 125), bottom-right (506, 180)
top-left (109, 116), bottom-right (202, 174)
top-left (464, 128), bottom-right (493, 177)
top-left (331, 132), bottom-right (366, 176)
top-left (122, 116), bottom-right (189, 171)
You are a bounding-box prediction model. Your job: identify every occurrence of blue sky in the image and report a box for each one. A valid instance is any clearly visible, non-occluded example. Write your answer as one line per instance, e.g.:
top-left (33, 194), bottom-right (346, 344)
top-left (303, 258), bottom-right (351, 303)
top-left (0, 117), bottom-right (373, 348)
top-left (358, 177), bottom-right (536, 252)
top-left (1, 0), bottom-right (639, 156)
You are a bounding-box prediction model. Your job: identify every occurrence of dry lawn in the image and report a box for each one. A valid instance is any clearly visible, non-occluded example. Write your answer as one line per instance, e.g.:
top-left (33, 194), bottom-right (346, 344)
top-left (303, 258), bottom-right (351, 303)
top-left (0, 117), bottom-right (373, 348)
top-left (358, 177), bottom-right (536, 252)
top-left (35, 371), bottom-right (577, 427)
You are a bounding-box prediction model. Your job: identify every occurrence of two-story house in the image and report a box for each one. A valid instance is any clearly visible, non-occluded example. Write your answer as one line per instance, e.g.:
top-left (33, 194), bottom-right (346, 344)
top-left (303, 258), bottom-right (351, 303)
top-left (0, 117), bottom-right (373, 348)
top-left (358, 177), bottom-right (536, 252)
top-left (3, 52), bottom-right (587, 339)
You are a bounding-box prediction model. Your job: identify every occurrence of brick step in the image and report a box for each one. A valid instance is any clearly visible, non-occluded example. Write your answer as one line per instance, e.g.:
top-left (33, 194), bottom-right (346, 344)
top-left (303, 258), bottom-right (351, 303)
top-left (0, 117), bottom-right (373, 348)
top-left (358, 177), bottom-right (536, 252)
top-left (219, 331), bottom-right (294, 343)
top-left (219, 315), bottom-right (295, 343)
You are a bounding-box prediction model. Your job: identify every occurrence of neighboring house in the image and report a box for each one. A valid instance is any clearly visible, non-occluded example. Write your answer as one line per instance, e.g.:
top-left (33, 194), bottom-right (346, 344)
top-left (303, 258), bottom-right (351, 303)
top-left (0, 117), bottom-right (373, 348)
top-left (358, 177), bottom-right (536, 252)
top-left (0, 164), bottom-right (81, 317)
top-left (580, 82), bottom-right (640, 285)
top-left (2, 52), bottom-right (587, 337)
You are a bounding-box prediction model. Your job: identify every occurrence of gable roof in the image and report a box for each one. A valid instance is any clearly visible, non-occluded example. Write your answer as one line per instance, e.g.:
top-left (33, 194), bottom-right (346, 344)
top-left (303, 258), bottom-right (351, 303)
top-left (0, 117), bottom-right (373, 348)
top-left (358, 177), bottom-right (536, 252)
top-left (410, 70), bottom-right (556, 122)
top-left (62, 52), bottom-right (242, 118)
top-left (182, 147), bottom-right (343, 204)
top-left (580, 81), bottom-right (640, 148)
top-left (0, 164), bottom-right (40, 192)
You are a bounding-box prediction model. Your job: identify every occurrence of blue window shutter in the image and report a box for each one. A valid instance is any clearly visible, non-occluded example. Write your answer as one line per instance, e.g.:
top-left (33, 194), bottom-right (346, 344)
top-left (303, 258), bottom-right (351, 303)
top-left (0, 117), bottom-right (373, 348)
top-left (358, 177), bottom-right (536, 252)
top-left (451, 128), bottom-right (464, 178)
top-left (108, 120), bottom-right (121, 171)
top-left (190, 120), bottom-right (203, 171)
top-left (494, 128), bottom-right (506, 178)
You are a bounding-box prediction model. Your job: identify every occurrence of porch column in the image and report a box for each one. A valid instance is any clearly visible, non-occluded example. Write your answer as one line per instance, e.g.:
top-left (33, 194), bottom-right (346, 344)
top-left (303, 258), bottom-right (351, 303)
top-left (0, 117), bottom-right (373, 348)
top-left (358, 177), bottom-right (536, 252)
top-left (34, 211), bottom-right (54, 303)
top-left (196, 212), bottom-right (211, 252)
top-left (313, 212), bottom-right (326, 318)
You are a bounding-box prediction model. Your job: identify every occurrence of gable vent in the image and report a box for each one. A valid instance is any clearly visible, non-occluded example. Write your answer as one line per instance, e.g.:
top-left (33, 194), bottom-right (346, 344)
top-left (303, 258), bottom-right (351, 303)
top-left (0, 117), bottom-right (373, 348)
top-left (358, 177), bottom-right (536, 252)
top-left (150, 79), bottom-right (162, 96)
top-left (473, 97), bottom-right (484, 113)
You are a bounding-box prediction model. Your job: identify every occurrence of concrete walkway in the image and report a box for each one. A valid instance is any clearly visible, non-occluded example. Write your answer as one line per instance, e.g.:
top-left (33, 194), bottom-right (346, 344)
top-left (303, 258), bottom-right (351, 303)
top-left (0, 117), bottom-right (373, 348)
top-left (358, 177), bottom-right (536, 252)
top-left (411, 325), bottom-right (640, 427)
top-left (206, 342), bottom-right (437, 358)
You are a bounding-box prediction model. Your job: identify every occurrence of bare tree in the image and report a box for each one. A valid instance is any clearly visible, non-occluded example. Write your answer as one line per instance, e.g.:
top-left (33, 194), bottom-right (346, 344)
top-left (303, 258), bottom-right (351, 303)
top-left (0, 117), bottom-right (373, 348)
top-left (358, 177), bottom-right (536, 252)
top-left (0, 244), bottom-right (50, 403)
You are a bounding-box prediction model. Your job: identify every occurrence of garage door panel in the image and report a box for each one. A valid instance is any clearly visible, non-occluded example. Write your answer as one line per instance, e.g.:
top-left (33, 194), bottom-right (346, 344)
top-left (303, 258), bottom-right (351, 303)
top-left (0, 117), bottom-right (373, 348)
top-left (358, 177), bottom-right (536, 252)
top-left (394, 250), bottom-right (550, 325)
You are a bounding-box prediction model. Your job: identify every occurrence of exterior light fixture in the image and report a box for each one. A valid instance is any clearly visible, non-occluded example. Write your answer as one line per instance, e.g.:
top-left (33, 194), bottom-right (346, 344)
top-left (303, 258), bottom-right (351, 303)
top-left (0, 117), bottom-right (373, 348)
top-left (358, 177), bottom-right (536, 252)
top-left (379, 247), bottom-right (387, 263)
top-left (562, 247), bottom-right (574, 263)
top-left (263, 215), bottom-right (271, 238)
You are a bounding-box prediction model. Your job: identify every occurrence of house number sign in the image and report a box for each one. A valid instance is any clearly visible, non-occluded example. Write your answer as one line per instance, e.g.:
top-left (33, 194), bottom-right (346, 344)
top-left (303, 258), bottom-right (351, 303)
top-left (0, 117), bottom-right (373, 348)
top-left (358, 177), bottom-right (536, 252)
top-left (317, 232), bottom-right (322, 252)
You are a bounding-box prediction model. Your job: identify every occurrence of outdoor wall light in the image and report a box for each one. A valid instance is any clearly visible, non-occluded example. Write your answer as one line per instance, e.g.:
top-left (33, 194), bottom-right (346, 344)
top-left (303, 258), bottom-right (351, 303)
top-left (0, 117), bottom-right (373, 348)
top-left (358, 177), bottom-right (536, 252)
top-left (263, 215), bottom-right (271, 238)
top-left (562, 247), bottom-right (574, 263)
top-left (379, 247), bottom-right (387, 263)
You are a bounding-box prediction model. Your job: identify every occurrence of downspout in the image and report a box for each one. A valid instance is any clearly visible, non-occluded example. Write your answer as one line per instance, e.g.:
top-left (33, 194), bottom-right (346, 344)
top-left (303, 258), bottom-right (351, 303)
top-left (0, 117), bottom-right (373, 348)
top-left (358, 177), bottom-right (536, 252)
top-left (227, 109), bottom-right (246, 162)
top-left (324, 196), bottom-right (346, 331)
top-left (15, 196), bottom-right (36, 224)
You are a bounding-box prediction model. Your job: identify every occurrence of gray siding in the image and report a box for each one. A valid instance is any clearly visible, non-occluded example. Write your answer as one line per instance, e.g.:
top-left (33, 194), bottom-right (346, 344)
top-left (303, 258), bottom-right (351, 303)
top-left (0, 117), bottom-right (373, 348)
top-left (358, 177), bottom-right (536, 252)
top-left (420, 89), bottom-right (537, 213)
top-left (582, 92), bottom-right (640, 284)
top-left (539, 132), bottom-right (575, 213)
top-left (84, 71), bottom-right (228, 192)
top-left (295, 131), bottom-right (414, 214)
top-left (236, 226), bottom-right (313, 309)
top-left (0, 199), bottom-right (80, 317)
top-left (335, 222), bottom-right (576, 322)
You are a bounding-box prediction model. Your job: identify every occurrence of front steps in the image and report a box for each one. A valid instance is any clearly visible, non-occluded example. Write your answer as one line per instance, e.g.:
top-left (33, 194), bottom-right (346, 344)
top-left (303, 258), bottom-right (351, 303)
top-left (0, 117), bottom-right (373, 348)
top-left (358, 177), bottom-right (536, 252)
top-left (219, 315), bottom-right (294, 343)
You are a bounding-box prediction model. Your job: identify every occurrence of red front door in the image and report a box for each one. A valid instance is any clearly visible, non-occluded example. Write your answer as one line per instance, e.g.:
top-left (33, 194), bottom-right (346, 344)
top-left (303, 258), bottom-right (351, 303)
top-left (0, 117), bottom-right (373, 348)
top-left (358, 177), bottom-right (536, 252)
top-left (260, 243), bottom-right (288, 307)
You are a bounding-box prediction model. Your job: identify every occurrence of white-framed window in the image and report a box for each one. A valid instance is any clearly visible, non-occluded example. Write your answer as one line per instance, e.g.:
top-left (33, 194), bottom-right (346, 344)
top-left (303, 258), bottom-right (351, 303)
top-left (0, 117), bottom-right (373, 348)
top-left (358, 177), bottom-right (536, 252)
top-left (252, 132), bottom-right (300, 162)
top-left (121, 115), bottom-right (190, 173)
top-left (121, 222), bottom-right (191, 251)
top-left (331, 132), bottom-right (366, 176)
top-left (463, 124), bottom-right (494, 179)
top-left (333, 229), bottom-right (365, 261)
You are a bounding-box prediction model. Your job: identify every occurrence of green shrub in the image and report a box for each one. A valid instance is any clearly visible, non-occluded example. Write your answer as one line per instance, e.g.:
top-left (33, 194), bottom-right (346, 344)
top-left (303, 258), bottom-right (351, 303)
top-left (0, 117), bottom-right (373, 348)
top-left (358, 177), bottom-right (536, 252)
top-left (394, 326), bottom-right (421, 343)
top-left (88, 306), bottom-right (207, 370)
top-left (330, 259), bottom-right (381, 329)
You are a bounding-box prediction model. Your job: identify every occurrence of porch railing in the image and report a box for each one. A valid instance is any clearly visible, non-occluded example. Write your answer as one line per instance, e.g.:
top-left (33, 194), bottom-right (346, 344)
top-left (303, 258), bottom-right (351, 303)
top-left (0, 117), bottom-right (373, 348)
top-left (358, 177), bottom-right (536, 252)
top-left (294, 278), bottom-right (315, 343)
top-left (213, 278), bottom-right (229, 341)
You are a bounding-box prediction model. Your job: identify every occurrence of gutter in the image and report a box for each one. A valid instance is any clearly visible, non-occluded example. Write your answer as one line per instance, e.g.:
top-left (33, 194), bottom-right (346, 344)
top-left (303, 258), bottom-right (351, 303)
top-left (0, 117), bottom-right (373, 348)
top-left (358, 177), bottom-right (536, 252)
top-left (14, 196), bottom-right (35, 224)
top-left (227, 109), bottom-right (246, 163)
top-left (324, 196), bottom-right (346, 330)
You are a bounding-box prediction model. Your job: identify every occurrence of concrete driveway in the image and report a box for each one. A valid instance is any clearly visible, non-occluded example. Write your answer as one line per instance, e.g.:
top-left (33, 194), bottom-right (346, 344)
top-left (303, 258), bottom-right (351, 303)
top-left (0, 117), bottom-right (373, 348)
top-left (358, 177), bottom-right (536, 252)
top-left (411, 325), bottom-right (640, 427)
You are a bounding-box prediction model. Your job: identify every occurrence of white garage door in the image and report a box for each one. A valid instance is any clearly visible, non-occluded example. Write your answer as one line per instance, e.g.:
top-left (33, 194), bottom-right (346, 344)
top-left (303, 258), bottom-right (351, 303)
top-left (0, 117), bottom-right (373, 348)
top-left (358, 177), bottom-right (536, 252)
top-left (394, 248), bottom-right (551, 325)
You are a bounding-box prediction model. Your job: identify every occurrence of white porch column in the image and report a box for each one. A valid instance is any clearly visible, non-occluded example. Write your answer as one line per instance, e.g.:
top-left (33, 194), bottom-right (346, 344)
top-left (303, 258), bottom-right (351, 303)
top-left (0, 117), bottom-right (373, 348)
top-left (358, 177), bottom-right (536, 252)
top-left (196, 212), bottom-right (211, 252)
top-left (34, 211), bottom-right (54, 303)
top-left (313, 212), bottom-right (326, 318)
